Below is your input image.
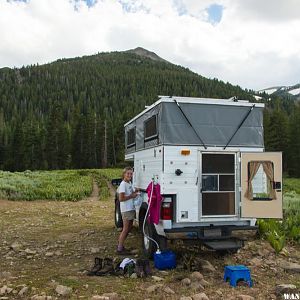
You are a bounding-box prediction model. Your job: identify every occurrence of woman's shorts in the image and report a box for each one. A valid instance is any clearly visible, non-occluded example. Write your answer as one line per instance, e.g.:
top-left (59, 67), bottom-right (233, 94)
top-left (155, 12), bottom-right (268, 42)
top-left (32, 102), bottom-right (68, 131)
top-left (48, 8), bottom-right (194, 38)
top-left (121, 210), bottom-right (136, 221)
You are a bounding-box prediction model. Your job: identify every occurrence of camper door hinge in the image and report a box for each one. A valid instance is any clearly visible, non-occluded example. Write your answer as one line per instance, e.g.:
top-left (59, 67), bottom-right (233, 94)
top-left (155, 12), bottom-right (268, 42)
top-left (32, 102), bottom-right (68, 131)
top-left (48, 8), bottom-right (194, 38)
top-left (238, 186), bottom-right (242, 192)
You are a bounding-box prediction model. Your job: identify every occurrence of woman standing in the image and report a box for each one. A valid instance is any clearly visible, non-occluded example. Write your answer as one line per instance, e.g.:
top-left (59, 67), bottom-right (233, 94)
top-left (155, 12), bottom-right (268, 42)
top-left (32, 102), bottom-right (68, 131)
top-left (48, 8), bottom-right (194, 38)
top-left (117, 167), bottom-right (137, 254)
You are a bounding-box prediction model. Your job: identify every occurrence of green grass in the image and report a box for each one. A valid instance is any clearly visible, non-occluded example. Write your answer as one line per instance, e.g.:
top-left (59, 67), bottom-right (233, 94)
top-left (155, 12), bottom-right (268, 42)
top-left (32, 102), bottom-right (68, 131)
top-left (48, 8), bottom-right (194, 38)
top-left (284, 178), bottom-right (300, 194)
top-left (0, 170), bottom-right (93, 201)
top-left (0, 169), bottom-right (123, 201)
top-left (283, 191), bottom-right (300, 214)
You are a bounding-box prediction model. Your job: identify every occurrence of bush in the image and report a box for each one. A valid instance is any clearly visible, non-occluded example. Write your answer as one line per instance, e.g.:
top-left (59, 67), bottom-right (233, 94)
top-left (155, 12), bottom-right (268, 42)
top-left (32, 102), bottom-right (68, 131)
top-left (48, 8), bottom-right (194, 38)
top-left (257, 181), bottom-right (300, 252)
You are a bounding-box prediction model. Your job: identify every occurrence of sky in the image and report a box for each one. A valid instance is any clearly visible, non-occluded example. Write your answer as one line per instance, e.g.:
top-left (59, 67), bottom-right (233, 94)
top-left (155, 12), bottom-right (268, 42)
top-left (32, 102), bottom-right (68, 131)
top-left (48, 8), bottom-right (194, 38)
top-left (0, 0), bottom-right (300, 90)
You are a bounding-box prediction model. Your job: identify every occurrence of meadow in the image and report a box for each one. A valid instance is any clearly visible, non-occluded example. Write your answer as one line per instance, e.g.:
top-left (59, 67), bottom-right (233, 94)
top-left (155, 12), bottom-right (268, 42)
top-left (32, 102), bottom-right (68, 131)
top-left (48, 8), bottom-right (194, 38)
top-left (0, 169), bottom-right (122, 201)
top-left (0, 169), bottom-right (299, 252)
top-left (0, 171), bottom-right (299, 299)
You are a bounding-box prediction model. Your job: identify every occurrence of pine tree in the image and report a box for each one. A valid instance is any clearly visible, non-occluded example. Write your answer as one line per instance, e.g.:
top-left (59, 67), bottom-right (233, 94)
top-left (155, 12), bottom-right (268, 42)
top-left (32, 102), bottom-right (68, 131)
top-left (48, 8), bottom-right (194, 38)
top-left (288, 105), bottom-right (300, 177)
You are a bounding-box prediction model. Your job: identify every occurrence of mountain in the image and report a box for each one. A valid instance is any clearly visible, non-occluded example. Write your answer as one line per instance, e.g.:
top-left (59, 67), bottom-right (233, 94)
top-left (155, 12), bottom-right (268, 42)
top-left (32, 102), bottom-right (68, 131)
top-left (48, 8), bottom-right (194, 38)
top-left (125, 47), bottom-right (167, 62)
top-left (0, 48), bottom-right (299, 176)
top-left (257, 83), bottom-right (300, 100)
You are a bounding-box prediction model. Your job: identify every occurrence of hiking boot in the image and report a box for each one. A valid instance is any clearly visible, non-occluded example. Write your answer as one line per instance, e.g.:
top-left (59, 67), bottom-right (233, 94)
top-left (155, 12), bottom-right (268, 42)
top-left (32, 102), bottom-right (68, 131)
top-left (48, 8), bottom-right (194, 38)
top-left (135, 258), bottom-right (151, 277)
top-left (87, 257), bottom-right (103, 276)
top-left (96, 257), bottom-right (114, 276)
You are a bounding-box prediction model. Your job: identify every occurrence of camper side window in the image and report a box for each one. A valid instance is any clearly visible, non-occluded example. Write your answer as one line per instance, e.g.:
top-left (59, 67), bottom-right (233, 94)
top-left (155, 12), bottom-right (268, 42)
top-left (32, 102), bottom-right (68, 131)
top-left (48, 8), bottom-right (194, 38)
top-left (246, 161), bottom-right (275, 201)
top-left (126, 127), bottom-right (136, 148)
top-left (144, 115), bottom-right (158, 141)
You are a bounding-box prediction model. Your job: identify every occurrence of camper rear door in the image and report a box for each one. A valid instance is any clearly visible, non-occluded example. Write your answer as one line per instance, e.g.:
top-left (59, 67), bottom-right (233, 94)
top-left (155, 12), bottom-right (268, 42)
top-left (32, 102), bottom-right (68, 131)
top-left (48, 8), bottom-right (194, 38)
top-left (240, 152), bottom-right (283, 219)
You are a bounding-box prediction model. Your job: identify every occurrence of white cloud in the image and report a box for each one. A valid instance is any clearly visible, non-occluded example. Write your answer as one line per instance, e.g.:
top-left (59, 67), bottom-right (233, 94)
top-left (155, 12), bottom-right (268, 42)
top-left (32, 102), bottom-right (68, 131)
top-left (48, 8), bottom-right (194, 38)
top-left (0, 0), bottom-right (299, 89)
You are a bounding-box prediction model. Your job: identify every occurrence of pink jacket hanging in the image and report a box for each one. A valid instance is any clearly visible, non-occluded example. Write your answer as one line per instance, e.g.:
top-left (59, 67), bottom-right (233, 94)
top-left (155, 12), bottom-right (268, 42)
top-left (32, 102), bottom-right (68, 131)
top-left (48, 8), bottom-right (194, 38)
top-left (146, 182), bottom-right (163, 225)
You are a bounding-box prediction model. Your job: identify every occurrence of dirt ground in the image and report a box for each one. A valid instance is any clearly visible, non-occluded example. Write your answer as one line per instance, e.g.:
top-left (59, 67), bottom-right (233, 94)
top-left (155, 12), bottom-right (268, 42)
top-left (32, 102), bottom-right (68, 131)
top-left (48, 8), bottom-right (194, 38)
top-left (0, 184), bottom-right (299, 300)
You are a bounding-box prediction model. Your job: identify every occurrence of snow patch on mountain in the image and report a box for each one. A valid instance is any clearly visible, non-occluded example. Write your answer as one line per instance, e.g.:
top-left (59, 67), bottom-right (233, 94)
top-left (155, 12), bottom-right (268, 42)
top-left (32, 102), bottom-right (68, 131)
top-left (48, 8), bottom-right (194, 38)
top-left (288, 87), bottom-right (300, 96)
top-left (259, 88), bottom-right (278, 95)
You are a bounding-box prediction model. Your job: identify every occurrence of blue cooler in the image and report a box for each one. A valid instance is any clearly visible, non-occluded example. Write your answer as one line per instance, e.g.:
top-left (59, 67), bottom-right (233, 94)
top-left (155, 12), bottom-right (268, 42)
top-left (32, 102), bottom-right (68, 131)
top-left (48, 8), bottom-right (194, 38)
top-left (154, 251), bottom-right (176, 270)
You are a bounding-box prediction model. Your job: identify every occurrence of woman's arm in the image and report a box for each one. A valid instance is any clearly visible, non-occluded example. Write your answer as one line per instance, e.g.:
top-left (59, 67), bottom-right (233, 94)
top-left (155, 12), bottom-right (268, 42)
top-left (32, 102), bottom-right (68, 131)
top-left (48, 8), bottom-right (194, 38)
top-left (119, 192), bottom-right (137, 202)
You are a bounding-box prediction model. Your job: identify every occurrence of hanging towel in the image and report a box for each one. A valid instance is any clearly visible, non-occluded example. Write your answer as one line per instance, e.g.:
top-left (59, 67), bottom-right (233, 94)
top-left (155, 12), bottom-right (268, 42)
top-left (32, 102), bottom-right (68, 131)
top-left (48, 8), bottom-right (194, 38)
top-left (146, 182), bottom-right (163, 225)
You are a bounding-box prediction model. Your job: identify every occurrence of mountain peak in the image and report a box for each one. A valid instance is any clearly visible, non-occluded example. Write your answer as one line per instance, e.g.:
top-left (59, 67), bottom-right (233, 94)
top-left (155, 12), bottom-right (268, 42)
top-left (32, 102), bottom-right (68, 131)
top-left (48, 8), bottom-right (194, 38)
top-left (257, 83), bottom-right (300, 99)
top-left (125, 47), bottom-right (167, 62)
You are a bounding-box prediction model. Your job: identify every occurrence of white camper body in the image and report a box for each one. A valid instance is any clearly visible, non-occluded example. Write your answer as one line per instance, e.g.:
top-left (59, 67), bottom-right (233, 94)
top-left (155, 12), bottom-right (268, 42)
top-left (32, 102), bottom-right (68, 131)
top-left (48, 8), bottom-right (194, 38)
top-left (120, 96), bottom-right (283, 254)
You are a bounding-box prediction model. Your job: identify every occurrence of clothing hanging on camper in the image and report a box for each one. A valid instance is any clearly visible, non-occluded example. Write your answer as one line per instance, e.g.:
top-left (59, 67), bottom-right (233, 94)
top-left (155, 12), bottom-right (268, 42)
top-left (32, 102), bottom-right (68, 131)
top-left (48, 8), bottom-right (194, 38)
top-left (146, 182), bottom-right (163, 225)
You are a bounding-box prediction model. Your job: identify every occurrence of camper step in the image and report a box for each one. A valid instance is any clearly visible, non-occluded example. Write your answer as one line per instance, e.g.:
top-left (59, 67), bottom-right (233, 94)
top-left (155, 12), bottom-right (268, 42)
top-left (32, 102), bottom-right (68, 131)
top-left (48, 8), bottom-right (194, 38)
top-left (202, 238), bottom-right (244, 251)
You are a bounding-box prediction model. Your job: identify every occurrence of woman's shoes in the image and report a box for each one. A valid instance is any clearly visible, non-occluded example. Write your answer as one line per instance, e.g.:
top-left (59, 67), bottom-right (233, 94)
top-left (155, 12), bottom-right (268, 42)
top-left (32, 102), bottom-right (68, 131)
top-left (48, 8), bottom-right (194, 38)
top-left (116, 247), bottom-right (131, 255)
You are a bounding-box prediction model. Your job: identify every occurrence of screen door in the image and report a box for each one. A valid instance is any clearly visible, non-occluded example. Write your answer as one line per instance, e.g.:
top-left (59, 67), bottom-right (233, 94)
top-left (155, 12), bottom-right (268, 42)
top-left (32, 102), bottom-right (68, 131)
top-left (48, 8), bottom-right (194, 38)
top-left (201, 153), bottom-right (236, 216)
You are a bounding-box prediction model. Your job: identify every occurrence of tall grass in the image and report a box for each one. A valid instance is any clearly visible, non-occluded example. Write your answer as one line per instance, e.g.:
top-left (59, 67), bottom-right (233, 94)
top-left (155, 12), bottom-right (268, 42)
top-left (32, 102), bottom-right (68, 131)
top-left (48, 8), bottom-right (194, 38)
top-left (283, 191), bottom-right (300, 215)
top-left (0, 170), bottom-right (93, 201)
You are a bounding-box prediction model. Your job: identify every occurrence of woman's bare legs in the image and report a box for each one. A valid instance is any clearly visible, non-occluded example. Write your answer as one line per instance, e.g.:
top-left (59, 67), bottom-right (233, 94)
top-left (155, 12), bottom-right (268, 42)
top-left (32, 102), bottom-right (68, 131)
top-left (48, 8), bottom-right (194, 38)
top-left (118, 219), bottom-right (133, 250)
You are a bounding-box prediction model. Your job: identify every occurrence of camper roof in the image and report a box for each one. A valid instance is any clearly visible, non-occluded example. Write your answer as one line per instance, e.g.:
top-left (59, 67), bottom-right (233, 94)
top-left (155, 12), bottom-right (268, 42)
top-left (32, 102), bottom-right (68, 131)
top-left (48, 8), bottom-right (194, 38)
top-left (124, 96), bottom-right (264, 127)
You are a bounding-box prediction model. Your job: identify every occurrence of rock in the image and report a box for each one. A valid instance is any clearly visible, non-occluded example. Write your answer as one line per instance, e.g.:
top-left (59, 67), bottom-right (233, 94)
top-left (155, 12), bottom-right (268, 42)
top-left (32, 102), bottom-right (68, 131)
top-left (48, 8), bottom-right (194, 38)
top-left (200, 279), bottom-right (210, 287)
top-left (192, 292), bottom-right (209, 300)
top-left (146, 284), bottom-right (163, 293)
top-left (55, 285), bottom-right (72, 296)
top-left (163, 286), bottom-right (175, 294)
top-left (152, 276), bottom-right (164, 282)
top-left (0, 286), bottom-right (7, 296)
top-left (90, 247), bottom-right (100, 254)
top-left (180, 298), bottom-right (193, 300)
top-left (275, 284), bottom-right (297, 295)
top-left (159, 270), bottom-right (169, 276)
top-left (281, 262), bottom-right (300, 273)
top-left (249, 257), bottom-right (262, 267)
top-left (257, 248), bottom-right (269, 257)
top-left (102, 292), bottom-right (119, 300)
top-left (198, 260), bottom-right (215, 272)
top-left (10, 242), bottom-right (22, 251)
top-left (190, 282), bottom-right (204, 291)
top-left (130, 273), bottom-right (137, 279)
top-left (236, 295), bottom-right (254, 300)
top-left (190, 271), bottom-right (204, 281)
top-left (130, 249), bottom-right (139, 254)
top-left (18, 286), bottom-right (29, 297)
top-left (0, 272), bottom-right (11, 279)
top-left (181, 278), bottom-right (191, 286)
top-left (31, 296), bottom-right (52, 300)
top-left (24, 248), bottom-right (36, 255)
top-left (0, 286), bottom-right (12, 296)
top-left (45, 252), bottom-right (54, 257)
top-left (91, 296), bottom-right (109, 300)
top-left (54, 250), bottom-right (62, 256)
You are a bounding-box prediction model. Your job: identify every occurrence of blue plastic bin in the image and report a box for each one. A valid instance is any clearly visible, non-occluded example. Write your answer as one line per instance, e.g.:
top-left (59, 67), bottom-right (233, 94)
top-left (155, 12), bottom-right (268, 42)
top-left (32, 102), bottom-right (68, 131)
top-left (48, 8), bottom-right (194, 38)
top-left (154, 251), bottom-right (176, 270)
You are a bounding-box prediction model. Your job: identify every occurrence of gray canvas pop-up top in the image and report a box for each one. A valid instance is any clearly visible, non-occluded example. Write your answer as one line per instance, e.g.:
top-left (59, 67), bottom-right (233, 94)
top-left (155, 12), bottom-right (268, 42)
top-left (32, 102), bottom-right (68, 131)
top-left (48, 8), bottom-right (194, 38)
top-left (124, 96), bottom-right (264, 153)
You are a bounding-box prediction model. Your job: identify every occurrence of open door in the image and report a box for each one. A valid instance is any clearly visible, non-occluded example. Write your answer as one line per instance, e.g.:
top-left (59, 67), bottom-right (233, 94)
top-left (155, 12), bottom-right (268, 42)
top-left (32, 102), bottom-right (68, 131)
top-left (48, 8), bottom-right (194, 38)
top-left (241, 152), bottom-right (282, 219)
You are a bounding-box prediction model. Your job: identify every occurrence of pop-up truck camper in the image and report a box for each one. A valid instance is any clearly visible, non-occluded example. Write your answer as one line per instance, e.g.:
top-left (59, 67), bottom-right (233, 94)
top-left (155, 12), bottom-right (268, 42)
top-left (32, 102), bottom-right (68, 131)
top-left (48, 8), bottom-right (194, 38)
top-left (114, 96), bottom-right (283, 257)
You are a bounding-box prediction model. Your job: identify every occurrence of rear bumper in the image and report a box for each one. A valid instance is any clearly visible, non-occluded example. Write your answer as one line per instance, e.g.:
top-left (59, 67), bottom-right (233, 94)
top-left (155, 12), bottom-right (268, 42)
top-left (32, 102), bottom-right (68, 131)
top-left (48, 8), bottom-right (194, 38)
top-left (164, 225), bottom-right (257, 240)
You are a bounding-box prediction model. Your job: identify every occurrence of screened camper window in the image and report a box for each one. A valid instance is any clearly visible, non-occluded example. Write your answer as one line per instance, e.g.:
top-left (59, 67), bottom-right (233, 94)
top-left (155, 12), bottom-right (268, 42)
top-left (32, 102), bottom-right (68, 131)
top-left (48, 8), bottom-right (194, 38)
top-left (144, 115), bottom-right (157, 141)
top-left (202, 153), bottom-right (235, 216)
top-left (126, 127), bottom-right (136, 148)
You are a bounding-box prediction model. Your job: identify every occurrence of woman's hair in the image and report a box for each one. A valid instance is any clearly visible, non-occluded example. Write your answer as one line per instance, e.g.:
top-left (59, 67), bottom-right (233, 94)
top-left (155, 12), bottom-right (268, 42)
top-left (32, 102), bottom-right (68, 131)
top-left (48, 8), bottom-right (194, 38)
top-left (122, 167), bottom-right (133, 179)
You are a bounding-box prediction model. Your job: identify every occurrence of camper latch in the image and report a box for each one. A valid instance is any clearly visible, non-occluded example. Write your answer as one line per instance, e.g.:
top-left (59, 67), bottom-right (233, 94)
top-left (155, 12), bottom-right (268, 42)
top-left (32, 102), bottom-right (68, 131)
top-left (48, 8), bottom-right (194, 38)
top-left (175, 169), bottom-right (183, 176)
